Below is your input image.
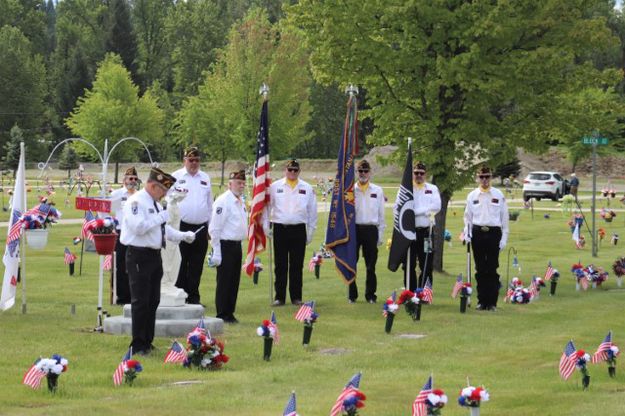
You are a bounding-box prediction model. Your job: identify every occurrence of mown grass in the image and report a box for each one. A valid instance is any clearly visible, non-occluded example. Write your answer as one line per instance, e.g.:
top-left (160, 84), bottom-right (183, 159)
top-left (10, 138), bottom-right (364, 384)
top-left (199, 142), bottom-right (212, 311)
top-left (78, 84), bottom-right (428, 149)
top-left (1, 185), bottom-right (625, 415)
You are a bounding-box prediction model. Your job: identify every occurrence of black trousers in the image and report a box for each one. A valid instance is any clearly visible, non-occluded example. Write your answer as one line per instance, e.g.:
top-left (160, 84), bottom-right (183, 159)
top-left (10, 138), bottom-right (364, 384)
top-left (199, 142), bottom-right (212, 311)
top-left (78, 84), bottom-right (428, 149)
top-left (114, 235), bottom-right (130, 304)
top-left (126, 246), bottom-right (163, 353)
top-left (273, 223), bottom-right (306, 303)
top-left (176, 221), bottom-right (209, 304)
top-left (402, 227), bottom-right (434, 291)
top-left (349, 224), bottom-right (378, 301)
top-left (471, 225), bottom-right (502, 307)
top-left (215, 240), bottom-right (242, 320)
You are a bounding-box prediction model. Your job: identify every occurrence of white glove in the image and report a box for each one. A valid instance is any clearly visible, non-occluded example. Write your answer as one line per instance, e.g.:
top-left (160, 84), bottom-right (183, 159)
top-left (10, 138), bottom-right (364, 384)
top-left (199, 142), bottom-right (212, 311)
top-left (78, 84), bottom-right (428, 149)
top-left (499, 239), bottom-right (507, 251)
top-left (377, 237), bottom-right (383, 247)
top-left (158, 210), bottom-right (170, 223)
top-left (212, 247), bottom-right (222, 266)
top-left (183, 231), bottom-right (196, 243)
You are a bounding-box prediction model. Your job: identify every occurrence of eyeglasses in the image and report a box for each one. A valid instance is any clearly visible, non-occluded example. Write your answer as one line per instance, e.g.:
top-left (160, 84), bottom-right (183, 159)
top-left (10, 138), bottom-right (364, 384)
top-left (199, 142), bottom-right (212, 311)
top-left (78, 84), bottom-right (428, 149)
top-left (358, 170), bottom-right (369, 174)
top-left (479, 175), bottom-right (491, 179)
top-left (413, 171), bottom-right (425, 176)
top-left (287, 168), bottom-right (300, 173)
top-left (186, 158), bottom-right (200, 163)
top-left (127, 177), bottom-right (138, 181)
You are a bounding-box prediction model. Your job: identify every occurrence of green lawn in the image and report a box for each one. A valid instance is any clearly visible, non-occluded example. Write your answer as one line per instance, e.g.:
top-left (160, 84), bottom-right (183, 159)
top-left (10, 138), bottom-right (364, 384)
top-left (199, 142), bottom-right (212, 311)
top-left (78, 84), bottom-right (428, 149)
top-left (1, 189), bottom-right (625, 415)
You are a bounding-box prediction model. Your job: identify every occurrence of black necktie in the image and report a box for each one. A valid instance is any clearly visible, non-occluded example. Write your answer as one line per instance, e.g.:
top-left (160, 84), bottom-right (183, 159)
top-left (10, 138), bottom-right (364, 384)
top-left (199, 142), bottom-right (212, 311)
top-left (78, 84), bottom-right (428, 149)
top-left (153, 201), bottom-right (166, 249)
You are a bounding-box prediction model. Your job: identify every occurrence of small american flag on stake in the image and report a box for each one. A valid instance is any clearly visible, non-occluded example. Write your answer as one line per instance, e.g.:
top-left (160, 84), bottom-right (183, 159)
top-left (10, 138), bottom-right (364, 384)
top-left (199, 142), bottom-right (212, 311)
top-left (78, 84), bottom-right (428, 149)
top-left (412, 375), bottom-right (433, 416)
top-left (591, 331), bottom-right (614, 364)
top-left (559, 340), bottom-right (577, 380)
top-left (113, 348), bottom-right (132, 386)
top-left (283, 391), bottom-right (297, 416)
top-left (22, 359), bottom-right (46, 389)
top-left (544, 261), bottom-right (555, 281)
top-left (64, 247), bottom-right (77, 265)
top-left (294, 301), bottom-right (314, 322)
top-left (164, 340), bottom-right (187, 364)
top-left (422, 279), bottom-right (433, 304)
top-left (269, 311), bottom-right (280, 344)
top-left (82, 211), bottom-right (97, 241)
top-left (6, 210), bottom-right (23, 245)
top-left (451, 274), bottom-right (463, 298)
top-left (330, 372), bottom-right (361, 416)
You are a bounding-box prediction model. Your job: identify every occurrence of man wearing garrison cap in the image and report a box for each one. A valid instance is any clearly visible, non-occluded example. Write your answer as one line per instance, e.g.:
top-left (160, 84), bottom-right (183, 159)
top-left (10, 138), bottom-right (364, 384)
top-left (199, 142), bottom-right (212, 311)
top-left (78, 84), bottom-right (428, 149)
top-left (208, 170), bottom-right (248, 323)
top-left (401, 161), bottom-right (441, 291)
top-left (172, 146), bottom-right (213, 305)
top-left (349, 160), bottom-right (386, 304)
top-left (263, 159), bottom-right (317, 306)
top-left (121, 168), bottom-right (197, 355)
top-left (463, 165), bottom-right (509, 312)
top-left (110, 166), bottom-right (140, 304)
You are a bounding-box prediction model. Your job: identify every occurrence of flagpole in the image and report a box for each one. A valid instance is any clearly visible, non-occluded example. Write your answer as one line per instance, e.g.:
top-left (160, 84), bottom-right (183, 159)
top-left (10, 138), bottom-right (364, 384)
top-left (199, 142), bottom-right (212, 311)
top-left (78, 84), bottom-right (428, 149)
top-left (259, 83), bottom-right (274, 306)
top-left (405, 137), bottom-right (412, 290)
top-left (19, 142), bottom-right (27, 314)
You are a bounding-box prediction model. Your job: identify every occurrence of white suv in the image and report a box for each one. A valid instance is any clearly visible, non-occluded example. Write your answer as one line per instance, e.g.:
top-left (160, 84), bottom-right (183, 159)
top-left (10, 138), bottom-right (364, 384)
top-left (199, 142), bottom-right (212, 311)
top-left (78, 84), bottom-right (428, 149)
top-left (522, 171), bottom-right (565, 202)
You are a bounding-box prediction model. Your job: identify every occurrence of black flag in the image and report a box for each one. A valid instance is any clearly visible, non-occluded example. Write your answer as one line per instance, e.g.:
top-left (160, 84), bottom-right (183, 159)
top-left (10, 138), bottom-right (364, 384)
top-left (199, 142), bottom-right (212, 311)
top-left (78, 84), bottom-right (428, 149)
top-left (388, 141), bottom-right (416, 272)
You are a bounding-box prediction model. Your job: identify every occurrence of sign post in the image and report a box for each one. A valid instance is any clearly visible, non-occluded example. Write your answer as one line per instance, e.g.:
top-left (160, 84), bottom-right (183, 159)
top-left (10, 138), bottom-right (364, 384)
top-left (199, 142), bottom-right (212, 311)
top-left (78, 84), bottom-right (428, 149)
top-left (581, 133), bottom-right (609, 257)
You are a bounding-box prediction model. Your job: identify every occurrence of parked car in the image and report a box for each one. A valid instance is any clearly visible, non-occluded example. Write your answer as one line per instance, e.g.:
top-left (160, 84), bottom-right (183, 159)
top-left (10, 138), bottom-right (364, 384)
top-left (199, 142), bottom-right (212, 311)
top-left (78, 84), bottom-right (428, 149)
top-left (522, 171), bottom-right (567, 201)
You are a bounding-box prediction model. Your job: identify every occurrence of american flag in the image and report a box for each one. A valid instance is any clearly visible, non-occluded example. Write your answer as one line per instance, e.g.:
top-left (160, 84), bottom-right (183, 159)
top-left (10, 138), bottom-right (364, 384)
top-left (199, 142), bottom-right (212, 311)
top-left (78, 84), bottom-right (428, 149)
top-left (422, 279), bottom-right (433, 304)
top-left (269, 311), bottom-right (280, 344)
top-left (283, 391), bottom-right (297, 416)
top-left (580, 276), bottom-right (589, 290)
top-left (194, 317), bottom-right (210, 337)
top-left (591, 331), bottom-right (613, 364)
top-left (544, 261), bottom-right (554, 281)
top-left (559, 340), bottom-right (577, 380)
top-left (164, 340), bottom-right (187, 364)
top-left (412, 375), bottom-right (433, 416)
top-left (6, 209), bottom-right (23, 246)
top-left (330, 372), bottom-right (361, 416)
top-left (504, 287), bottom-right (514, 303)
top-left (294, 301), bottom-right (314, 322)
top-left (243, 99), bottom-right (270, 276)
top-left (64, 247), bottom-right (77, 265)
top-left (22, 359), bottom-right (46, 389)
top-left (103, 254), bottom-right (113, 271)
top-left (82, 211), bottom-right (97, 241)
top-left (451, 274), bottom-right (463, 298)
top-left (113, 348), bottom-right (132, 386)
top-left (529, 278), bottom-right (539, 299)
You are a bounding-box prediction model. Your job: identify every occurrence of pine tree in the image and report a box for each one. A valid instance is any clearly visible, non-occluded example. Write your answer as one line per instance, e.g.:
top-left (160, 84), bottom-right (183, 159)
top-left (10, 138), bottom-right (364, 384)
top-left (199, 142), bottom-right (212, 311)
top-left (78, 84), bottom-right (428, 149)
top-left (105, 0), bottom-right (140, 85)
top-left (58, 144), bottom-right (79, 179)
top-left (4, 125), bottom-right (24, 178)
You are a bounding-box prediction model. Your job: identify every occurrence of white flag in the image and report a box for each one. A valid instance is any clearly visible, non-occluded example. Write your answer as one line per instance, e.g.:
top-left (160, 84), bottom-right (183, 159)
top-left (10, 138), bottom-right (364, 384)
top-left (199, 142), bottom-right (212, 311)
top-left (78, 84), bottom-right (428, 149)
top-left (1, 144), bottom-right (26, 311)
top-left (572, 222), bottom-right (580, 245)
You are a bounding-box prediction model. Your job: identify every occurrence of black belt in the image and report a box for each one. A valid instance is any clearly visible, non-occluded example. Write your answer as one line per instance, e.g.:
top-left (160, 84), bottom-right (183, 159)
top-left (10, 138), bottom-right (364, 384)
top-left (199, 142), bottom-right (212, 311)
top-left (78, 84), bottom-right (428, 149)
top-left (416, 227), bottom-right (429, 231)
top-left (274, 223), bottom-right (305, 227)
top-left (128, 245), bottom-right (161, 253)
top-left (472, 225), bottom-right (501, 232)
top-left (181, 221), bottom-right (207, 229)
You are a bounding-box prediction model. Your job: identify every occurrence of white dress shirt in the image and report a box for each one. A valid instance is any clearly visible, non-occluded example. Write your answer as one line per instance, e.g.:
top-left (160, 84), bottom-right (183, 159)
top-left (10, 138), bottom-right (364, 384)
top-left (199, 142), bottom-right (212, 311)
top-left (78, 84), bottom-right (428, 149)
top-left (120, 189), bottom-right (186, 249)
top-left (411, 182), bottom-right (441, 228)
top-left (172, 168), bottom-right (213, 225)
top-left (264, 178), bottom-right (317, 236)
top-left (209, 190), bottom-right (248, 245)
top-left (355, 181), bottom-right (385, 236)
top-left (110, 187), bottom-right (134, 231)
top-left (463, 186), bottom-right (509, 245)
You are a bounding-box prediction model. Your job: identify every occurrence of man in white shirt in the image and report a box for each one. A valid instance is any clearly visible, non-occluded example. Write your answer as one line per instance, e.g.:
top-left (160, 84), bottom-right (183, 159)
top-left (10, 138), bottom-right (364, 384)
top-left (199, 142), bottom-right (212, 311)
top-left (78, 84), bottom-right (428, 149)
top-left (209, 170), bottom-right (248, 324)
top-left (402, 161), bottom-right (441, 291)
top-left (264, 159), bottom-right (317, 306)
top-left (109, 166), bottom-right (138, 304)
top-left (349, 160), bottom-right (385, 303)
top-left (121, 168), bottom-right (196, 355)
top-left (463, 165), bottom-right (509, 312)
top-left (172, 147), bottom-right (213, 305)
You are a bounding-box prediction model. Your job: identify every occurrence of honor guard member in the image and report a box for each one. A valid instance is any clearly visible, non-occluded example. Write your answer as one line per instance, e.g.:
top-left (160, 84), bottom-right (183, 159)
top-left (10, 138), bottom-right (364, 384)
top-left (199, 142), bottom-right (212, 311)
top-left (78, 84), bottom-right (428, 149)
top-left (264, 159), bottom-right (317, 306)
top-left (403, 161), bottom-right (441, 291)
top-left (349, 160), bottom-right (385, 303)
top-left (110, 166), bottom-right (139, 304)
top-left (463, 165), bottom-right (509, 311)
top-left (121, 168), bottom-right (196, 355)
top-left (172, 146), bottom-right (213, 305)
top-left (208, 170), bottom-right (248, 323)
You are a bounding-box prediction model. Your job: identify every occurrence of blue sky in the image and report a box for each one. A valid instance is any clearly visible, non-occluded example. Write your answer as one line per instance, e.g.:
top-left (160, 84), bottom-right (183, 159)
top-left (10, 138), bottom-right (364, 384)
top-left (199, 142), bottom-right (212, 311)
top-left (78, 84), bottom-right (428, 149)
top-left (617, 0), bottom-right (623, 9)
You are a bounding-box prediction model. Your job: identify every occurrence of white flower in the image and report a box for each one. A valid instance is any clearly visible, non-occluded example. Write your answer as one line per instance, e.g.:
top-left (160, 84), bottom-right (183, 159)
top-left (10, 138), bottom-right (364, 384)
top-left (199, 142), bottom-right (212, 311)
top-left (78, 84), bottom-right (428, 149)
top-left (439, 394), bottom-right (448, 404)
top-left (583, 353), bottom-right (591, 362)
top-left (387, 304), bottom-right (399, 313)
top-left (611, 346), bottom-right (620, 355)
top-left (427, 393), bottom-right (447, 405)
top-left (465, 287), bottom-right (473, 295)
top-left (410, 295), bottom-right (420, 304)
top-left (480, 390), bottom-right (490, 402)
top-left (200, 358), bottom-right (212, 367)
top-left (51, 364), bottom-right (64, 375)
top-left (461, 387), bottom-right (474, 397)
top-left (269, 327), bottom-right (276, 337)
top-left (60, 358), bottom-right (68, 367)
top-left (256, 327), bottom-right (265, 336)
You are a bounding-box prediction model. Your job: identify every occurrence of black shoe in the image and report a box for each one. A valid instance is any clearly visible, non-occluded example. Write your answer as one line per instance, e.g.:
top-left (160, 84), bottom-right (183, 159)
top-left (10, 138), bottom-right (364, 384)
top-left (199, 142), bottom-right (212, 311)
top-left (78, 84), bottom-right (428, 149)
top-left (348, 299), bottom-right (356, 304)
top-left (476, 304), bottom-right (486, 310)
top-left (135, 349), bottom-right (150, 356)
top-left (292, 300), bottom-right (303, 306)
top-left (223, 316), bottom-right (239, 324)
top-left (367, 299), bottom-right (377, 304)
top-left (272, 300), bottom-right (284, 306)
top-left (489, 306), bottom-right (497, 312)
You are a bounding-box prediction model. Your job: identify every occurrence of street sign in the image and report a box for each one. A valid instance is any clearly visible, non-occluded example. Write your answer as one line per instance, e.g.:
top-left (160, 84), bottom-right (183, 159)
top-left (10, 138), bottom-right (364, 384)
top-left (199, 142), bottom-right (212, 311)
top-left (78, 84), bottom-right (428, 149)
top-left (75, 196), bottom-right (111, 213)
top-left (581, 136), bottom-right (609, 145)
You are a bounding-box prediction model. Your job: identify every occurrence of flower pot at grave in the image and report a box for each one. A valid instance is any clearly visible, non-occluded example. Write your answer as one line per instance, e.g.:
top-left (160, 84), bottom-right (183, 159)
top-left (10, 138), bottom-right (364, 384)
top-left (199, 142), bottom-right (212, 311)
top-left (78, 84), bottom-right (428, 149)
top-left (314, 264), bottom-right (320, 279)
top-left (263, 337), bottom-right (273, 361)
top-left (385, 313), bottom-right (395, 334)
top-left (303, 325), bottom-right (314, 344)
top-left (92, 233), bottom-right (117, 255)
top-left (470, 407), bottom-right (481, 416)
top-left (609, 366), bottom-right (616, 378)
top-left (550, 281), bottom-right (557, 296)
top-left (460, 295), bottom-right (468, 313)
top-left (253, 271), bottom-right (259, 285)
top-left (605, 217), bottom-right (613, 223)
top-left (582, 375), bottom-right (590, 389)
top-left (46, 373), bottom-right (59, 393)
top-left (25, 229), bottom-right (49, 250)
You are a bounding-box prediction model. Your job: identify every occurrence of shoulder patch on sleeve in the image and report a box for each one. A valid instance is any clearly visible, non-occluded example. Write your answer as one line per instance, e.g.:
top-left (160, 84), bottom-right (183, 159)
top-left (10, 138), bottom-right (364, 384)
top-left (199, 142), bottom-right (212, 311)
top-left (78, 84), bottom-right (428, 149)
top-left (131, 201), bottom-right (138, 215)
top-left (216, 207), bottom-right (223, 214)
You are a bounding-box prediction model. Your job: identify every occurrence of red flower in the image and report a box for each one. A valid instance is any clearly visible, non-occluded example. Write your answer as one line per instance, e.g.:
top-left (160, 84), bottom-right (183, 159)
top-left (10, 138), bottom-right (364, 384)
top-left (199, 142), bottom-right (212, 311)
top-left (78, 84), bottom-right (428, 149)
top-left (354, 391), bottom-right (367, 400)
top-left (385, 299), bottom-right (393, 305)
top-left (262, 319), bottom-right (270, 327)
top-left (469, 387), bottom-right (483, 401)
top-left (576, 350), bottom-right (586, 358)
top-left (432, 389), bottom-right (445, 396)
top-left (126, 359), bottom-right (140, 369)
top-left (215, 354), bottom-right (230, 363)
top-left (398, 290), bottom-right (415, 304)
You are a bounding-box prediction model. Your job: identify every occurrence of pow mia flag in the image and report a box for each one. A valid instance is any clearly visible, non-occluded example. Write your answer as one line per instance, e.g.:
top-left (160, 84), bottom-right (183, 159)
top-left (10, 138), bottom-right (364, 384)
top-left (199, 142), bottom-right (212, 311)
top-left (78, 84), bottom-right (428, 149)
top-left (388, 140), bottom-right (416, 272)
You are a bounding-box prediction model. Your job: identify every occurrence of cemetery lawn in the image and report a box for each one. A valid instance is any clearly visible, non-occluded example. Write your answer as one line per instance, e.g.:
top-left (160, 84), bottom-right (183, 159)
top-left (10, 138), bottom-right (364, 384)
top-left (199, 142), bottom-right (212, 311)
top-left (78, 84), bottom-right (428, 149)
top-left (1, 207), bottom-right (625, 415)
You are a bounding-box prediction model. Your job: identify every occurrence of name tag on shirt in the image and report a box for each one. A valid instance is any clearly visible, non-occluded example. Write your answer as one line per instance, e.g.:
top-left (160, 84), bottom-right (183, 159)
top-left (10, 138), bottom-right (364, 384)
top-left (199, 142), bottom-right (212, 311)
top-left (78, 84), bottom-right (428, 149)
top-left (370, 193), bottom-right (377, 198)
top-left (491, 198), bottom-right (499, 203)
top-left (149, 208), bottom-right (155, 213)
top-left (299, 189), bottom-right (306, 195)
top-left (200, 180), bottom-right (208, 186)
top-left (121, 197), bottom-right (127, 201)
top-left (178, 180), bottom-right (186, 184)
top-left (473, 200), bottom-right (479, 205)
top-left (277, 188), bottom-right (284, 194)
top-left (425, 190), bottom-right (432, 194)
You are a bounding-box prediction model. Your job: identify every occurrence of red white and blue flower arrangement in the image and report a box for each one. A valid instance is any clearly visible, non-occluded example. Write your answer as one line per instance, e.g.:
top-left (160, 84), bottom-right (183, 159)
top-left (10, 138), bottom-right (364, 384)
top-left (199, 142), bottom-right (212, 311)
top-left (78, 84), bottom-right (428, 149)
top-left (24, 355), bottom-right (69, 392)
top-left (88, 217), bottom-right (118, 234)
top-left (308, 252), bottom-right (323, 278)
top-left (425, 389), bottom-right (448, 415)
top-left (382, 291), bottom-right (399, 333)
top-left (183, 326), bottom-right (229, 370)
top-left (123, 359), bottom-right (143, 386)
top-left (458, 385), bottom-right (490, 412)
top-left (341, 391), bottom-right (367, 416)
top-left (257, 312), bottom-right (279, 361)
top-left (505, 277), bottom-right (531, 304)
top-left (572, 263), bottom-right (608, 290)
top-left (21, 198), bottom-right (62, 230)
top-left (591, 331), bottom-right (620, 378)
top-left (397, 289), bottom-right (421, 320)
top-left (575, 350), bottom-right (591, 389)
